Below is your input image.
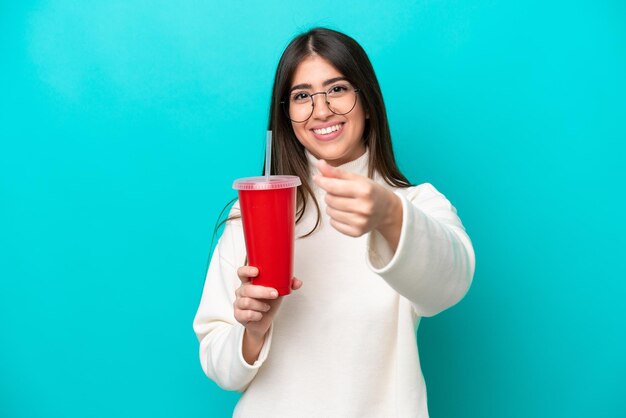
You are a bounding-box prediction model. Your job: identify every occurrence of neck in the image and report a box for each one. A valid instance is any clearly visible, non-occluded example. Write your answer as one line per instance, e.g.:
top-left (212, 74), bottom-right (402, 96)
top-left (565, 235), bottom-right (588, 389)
top-left (305, 147), bottom-right (370, 177)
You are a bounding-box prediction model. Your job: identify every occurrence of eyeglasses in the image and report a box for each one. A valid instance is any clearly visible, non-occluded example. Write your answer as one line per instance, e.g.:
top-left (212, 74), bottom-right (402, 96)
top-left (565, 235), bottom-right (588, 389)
top-left (281, 83), bottom-right (360, 123)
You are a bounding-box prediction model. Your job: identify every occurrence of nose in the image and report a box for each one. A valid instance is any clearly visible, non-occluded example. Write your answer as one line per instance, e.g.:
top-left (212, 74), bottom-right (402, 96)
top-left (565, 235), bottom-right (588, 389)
top-left (310, 92), bottom-right (332, 120)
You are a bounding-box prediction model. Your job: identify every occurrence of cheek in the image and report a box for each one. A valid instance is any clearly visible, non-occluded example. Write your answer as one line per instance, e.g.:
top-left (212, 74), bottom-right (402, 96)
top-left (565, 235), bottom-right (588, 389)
top-left (351, 102), bottom-right (367, 127)
top-left (290, 122), bottom-right (304, 141)
top-left (291, 123), bottom-right (310, 147)
top-left (350, 112), bottom-right (367, 139)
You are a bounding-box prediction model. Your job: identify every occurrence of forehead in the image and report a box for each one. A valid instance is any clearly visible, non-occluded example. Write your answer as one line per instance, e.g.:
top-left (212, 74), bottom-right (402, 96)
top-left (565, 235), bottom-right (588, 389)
top-left (291, 55), bottom-right (344, 87)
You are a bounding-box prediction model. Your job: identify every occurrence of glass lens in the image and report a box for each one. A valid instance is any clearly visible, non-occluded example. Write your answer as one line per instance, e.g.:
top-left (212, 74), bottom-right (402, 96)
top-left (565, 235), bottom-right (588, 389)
top-left (287, 92), bottom-right (313, 122)
top-left (327, 84), bottom-right (356, 116)
top-left (284, 85), bottom-right (357, 122)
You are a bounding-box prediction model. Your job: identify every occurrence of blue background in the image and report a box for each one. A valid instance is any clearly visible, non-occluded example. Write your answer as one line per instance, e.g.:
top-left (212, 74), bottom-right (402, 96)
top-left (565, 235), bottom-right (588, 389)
top-left (2, 1), bottom-right (625, 417)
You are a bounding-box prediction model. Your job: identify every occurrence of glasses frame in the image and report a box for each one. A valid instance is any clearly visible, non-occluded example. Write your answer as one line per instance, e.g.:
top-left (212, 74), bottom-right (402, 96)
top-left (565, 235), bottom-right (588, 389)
top-left (280, 87), bottom-right (361, 123)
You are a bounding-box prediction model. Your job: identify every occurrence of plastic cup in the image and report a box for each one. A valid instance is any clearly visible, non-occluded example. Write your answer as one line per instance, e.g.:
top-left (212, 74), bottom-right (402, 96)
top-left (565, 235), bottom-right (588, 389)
top-left (232, 175), bottom-right (301, 296)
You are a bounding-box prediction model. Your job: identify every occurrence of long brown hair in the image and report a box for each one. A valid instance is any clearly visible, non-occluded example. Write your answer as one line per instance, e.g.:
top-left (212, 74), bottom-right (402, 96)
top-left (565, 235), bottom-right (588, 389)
top-left (214, 27), bottom-right (411, 244)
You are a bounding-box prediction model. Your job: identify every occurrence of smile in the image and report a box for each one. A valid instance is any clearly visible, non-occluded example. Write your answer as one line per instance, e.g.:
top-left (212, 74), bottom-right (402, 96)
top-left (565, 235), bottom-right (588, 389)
top-left (312, 123), bottom-right (343, 135)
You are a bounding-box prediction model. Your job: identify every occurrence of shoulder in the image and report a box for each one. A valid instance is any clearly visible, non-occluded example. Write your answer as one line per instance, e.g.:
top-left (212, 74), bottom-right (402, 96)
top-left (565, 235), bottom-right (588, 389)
top-left (226, 199), bottom-right (243, 227)
top-left (394, 183), bottom-right (459, 218)
top-left (371, 170), bottom-right (455, 213)
top-left (396, 183), bottom-right (444, 202)
top-left (215, 199), bottom-right (246, 267)
top-left (372, 172), bottom-right (444, 203)
top-left (371, 171), bottom-right (437, 198)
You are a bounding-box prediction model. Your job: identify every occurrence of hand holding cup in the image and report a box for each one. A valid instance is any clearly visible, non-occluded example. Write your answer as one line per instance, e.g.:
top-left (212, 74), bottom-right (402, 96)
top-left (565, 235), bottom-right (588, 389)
top-left (234, 265), bottom-right (303, 341)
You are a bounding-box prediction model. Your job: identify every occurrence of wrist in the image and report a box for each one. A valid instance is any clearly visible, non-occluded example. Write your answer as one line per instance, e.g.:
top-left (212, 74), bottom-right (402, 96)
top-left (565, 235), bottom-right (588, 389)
top-left (242, 328), bottom-right (267, 365)
top-left (244, 328), bottom-right (267, 345)
top-left (376, 192), bottom-right (403, 251)
top-left (381, 191), bottom-right (402, 230)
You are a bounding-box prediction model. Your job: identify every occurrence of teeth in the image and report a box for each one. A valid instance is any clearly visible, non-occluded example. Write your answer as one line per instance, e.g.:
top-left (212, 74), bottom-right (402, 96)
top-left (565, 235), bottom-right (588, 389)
top-left (313, 124), bottom-right (342, 135)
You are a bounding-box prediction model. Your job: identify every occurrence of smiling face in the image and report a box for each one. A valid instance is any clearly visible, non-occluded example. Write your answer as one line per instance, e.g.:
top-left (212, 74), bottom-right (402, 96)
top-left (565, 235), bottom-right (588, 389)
top-left (288, 55), bottom-right (367, 167)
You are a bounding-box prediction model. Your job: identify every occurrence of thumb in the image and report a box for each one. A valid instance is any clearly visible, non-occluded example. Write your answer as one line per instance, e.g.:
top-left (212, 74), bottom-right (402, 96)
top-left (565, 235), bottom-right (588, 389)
top-left (291, 277), bottom-right (303, 290)
top-left (317, 159), bottom-right (355, 180)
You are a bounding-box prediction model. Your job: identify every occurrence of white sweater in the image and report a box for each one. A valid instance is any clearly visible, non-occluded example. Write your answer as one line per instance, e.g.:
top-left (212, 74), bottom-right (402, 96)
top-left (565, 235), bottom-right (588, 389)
top-left (193, 149), bottom-right (475, 418)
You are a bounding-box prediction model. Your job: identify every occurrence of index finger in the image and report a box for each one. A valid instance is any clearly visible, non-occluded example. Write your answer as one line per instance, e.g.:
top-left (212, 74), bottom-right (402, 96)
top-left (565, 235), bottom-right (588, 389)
top-left (313, 175), bottom-right (359, 197)
top-left (240, 284), bottom-right (279, 300)
top-left (317, 159), bottom-right (358, 180)
top-left (237, 266), bottom-right (259, 283)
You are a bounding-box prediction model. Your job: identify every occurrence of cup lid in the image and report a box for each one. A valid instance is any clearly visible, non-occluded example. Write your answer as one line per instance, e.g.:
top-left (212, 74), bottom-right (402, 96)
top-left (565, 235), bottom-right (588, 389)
top-left (232, 175), bottom-right (302, 191)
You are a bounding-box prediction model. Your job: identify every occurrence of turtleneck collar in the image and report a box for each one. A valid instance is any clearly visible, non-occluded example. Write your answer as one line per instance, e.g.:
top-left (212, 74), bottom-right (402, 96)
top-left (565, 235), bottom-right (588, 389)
top-left (305, 148), bottom-right (370, 177)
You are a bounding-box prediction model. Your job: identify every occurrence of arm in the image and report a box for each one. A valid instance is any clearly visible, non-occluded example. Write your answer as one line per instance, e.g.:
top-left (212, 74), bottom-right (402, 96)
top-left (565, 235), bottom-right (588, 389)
top-left (192, 205), bottom-right (274, 392)
top-left (367, 183), bottom-right (475, 317)
top-left (312, 161), bottom-right (474, 317)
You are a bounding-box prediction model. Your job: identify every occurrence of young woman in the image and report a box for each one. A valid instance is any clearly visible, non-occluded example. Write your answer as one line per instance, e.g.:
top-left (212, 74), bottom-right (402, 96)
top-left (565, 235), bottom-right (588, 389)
top-left (193, 28), bottom-right (475, 417)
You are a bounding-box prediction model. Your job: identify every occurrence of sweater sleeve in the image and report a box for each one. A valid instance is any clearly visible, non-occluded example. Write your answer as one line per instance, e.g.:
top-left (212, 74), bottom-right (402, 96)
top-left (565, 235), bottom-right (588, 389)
top-left (366, 183), bottom-right (475, 317)
top-left (192, 202), bottom-right (274, 392)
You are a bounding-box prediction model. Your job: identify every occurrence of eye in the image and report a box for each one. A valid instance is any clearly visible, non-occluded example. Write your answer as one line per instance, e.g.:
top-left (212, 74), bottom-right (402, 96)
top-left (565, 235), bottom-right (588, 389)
top-left (328, 84), bottom-right (350, 96)
top-left (291, 92), bottom-right (311, 103)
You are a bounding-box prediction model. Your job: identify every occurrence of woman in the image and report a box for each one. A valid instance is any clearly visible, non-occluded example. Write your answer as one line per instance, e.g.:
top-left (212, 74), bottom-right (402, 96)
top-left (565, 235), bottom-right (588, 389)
top-left (193, 27), bottom-right (475, 417)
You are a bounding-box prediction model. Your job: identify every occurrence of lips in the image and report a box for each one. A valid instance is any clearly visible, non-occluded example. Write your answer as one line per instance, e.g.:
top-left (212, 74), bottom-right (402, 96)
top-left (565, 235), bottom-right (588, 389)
top-left (312, 123), bottom-right (342, 135)
top-left (310, 122), bottom-right (345, 141)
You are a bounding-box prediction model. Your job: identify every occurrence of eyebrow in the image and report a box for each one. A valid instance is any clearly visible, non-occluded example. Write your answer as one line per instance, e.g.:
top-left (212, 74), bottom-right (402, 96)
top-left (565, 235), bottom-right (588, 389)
top-left (290, 77), bottom-right (349, 92)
